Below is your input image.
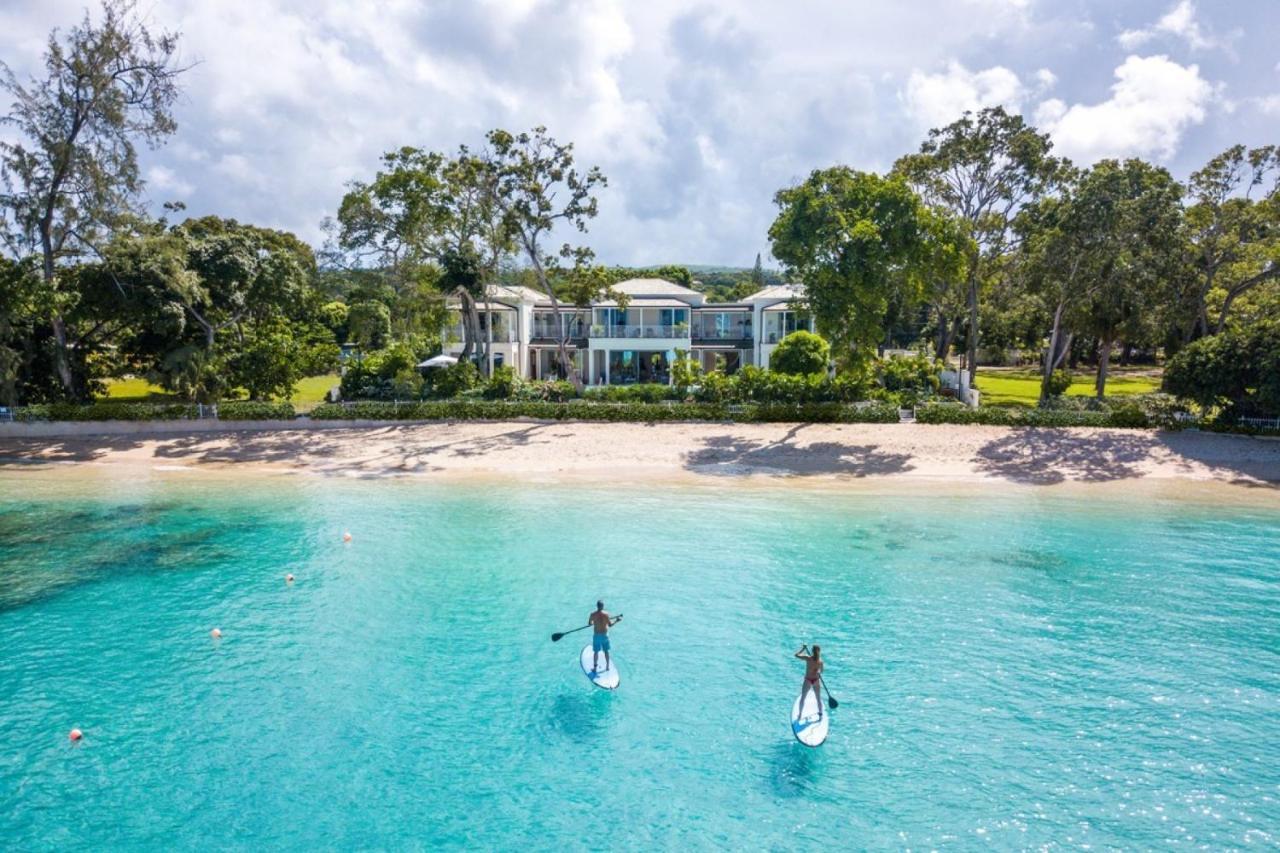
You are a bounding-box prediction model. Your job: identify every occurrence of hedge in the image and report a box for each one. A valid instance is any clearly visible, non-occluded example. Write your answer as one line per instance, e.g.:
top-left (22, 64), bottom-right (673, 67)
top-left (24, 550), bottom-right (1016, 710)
top-left (915, 403), bottom-right (1150, 428)
top-left (215, 401), bottom-right (297, 420)
top-left (12, 401), bottom-right (295, 422)
top-left (308, 400), bottom-right (901, 424)
top-left (16, 402), bottom-right (200, 422)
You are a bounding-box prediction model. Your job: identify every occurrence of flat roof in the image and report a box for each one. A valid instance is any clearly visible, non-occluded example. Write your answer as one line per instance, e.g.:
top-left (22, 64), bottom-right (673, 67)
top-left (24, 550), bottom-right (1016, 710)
top-left (595, 298), bottom-right (691, 308)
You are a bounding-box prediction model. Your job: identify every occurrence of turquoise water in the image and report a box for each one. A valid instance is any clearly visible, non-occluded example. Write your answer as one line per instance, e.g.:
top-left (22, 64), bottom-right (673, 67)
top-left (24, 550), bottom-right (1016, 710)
top-left (1, 473), bottom-right (1278, 849)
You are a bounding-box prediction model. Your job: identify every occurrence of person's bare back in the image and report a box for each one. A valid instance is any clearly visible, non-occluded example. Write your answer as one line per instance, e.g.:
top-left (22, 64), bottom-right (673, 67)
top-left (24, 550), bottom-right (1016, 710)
top-left (589, 609), bottom-right (613, 634)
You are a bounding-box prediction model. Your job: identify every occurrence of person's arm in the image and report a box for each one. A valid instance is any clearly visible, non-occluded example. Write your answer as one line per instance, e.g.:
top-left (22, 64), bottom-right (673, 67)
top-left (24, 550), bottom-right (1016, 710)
top-left (610, 614), bottom-right (623, 626)
top-left (794, 645), bottom-right (809, 659)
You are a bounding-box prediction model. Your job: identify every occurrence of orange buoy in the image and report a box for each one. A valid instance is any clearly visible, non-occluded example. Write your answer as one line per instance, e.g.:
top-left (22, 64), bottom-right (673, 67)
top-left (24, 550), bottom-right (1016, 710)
top-left (286, 573), bottom-right (295, 583)
top-left (69, 728), bottom-right (82, 742)
top-left (210, 628), bottom-right (222, 639)
top-left (342, 532), bottom-right (352, 542)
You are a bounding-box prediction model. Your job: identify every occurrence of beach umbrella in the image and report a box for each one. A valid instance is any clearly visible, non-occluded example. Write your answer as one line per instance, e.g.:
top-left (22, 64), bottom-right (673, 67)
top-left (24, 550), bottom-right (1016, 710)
top-left (418, 354), bottom-right (459, 369)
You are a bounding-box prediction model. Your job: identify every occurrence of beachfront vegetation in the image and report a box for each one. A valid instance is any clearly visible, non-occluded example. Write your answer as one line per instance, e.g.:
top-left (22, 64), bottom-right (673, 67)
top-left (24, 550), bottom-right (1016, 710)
top-left (769, 330), bottom-right (830, 376)
top-left (1, 4), bottom-right (1277, 428)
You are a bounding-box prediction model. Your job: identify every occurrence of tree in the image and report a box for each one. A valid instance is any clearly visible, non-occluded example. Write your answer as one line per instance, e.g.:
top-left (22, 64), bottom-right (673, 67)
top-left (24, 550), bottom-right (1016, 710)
top-left (482, 126), bottom-right (615, 386)
top-left (1017, 160), bottom-right (1185, 402)
top-left (894, 107), bottom-right (1059, 387)
top-left (347, 300), bottom-right (392, 349)
top-left (1182, 145), bottom-right (1280, 339)
top-left (769, 167), bottom-right (928, 366)
top-left (0, 0), bottom-right (186, 399)
top-left (0, 257), bottom-right (43, 405)
top-left (102, 216), bottom-right (315, 401)
top-left (770, 330), bottom-right (830, 375)
top-left (335, 146), bottom-right (511, 372)
top-left (1077, 160), bottom-right (1185, 397)
top-left (750, 252), bottom-right (765, 288)
top-left (1164, 319), bottom-right (1280, 417)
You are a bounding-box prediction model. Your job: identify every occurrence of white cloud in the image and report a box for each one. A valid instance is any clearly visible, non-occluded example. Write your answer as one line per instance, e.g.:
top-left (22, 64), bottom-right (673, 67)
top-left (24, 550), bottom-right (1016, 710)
top-left (1034, 55), bottom-right (1212, 163)
top-left (145, 165), bottom-right (195, 197)
top-left (0, 0), bottom-right (1257, 265)
top-left (1117, 1), bottom-right (1232, 52)
top-left (1254, 95), bottom-right (1280, 117)
top-left (903, 61), bottom-right (1026, 129)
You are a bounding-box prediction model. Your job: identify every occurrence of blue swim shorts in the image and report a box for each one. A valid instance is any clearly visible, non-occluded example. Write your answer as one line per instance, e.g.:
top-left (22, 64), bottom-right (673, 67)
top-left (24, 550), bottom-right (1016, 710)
top-left (592, 633), bottom-right (611, 652)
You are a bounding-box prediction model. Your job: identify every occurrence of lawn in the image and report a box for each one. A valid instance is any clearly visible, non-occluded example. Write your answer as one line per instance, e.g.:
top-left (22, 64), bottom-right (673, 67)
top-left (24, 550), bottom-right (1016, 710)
top-left (102, 374), bottom-right (339, 411)
top-left (974, 368), bottom-right (1161, 407)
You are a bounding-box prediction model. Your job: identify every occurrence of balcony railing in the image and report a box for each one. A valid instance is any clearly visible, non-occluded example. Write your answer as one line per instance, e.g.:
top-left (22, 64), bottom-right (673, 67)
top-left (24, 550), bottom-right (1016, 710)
top-left (532, 322), bottom-right (589, 339)
top-left (445, 325), bottom-right (517, 343)
top-left (693, 325), bottom-right (753, 341)
top-left (590, 324), bottom-right (691, 339)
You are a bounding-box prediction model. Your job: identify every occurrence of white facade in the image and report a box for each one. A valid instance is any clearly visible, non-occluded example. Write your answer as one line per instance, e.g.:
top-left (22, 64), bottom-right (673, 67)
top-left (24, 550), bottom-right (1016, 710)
top-left (442, 279), bottom-right (813, 384)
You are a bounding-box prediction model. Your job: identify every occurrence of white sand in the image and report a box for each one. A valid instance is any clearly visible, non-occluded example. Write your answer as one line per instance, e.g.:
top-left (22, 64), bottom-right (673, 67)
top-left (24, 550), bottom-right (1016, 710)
top-left (2, 422), bottom-right (1278, 496)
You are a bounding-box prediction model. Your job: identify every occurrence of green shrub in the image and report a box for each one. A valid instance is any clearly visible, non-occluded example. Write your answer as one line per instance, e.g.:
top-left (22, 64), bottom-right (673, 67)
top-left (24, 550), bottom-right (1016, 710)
top-left (1045, 369), bottom-right (1072, 398)
top-left (308, 400), bottom-right (896, 424)
top-left (770, 330), bottom-right (830, 375)
top-left (582, 383), bottom-right (679, 403)
top-left (672, 355), bottom-right (702, 392)
top-left (429, 360), bottom-right (479, 399)
top-left (517, 379), bottom-right (578, 403)
top-left (876, 353), bottom-right (942, 395)
top-left (16, 402), bottom-right (200, 421)
top-left (482, 365), bottom-right (520, 400)
top-left (217, 401), bottom-right (296, 420)
top-left (915, 403), bottom-right (1149, 428)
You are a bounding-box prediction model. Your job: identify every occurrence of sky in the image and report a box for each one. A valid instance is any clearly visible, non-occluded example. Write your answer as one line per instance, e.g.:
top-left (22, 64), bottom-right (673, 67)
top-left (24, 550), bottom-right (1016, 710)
top-left (1, 0), bottom-right (1278, 267)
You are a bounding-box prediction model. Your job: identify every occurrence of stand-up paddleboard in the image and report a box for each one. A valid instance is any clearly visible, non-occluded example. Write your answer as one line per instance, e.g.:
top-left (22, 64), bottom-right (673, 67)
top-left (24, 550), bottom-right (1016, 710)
top-left (791, 689), bottom-right (829, 747)
top-left (580, 643), bottom-right (620, 690)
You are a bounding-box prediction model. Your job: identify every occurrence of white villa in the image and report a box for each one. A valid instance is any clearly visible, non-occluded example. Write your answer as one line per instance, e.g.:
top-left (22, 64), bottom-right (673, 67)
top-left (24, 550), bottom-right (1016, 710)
top-left (441, 279), bottom-right (815, 384)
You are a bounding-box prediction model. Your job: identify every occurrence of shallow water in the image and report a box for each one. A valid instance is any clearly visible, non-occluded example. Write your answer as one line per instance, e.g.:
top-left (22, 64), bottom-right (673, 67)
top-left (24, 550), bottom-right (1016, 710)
top-left (1, 472), bottom-right (1278, 849)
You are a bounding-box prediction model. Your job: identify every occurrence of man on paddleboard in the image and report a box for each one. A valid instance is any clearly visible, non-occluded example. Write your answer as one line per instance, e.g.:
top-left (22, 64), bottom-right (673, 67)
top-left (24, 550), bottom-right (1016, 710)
top-left (589, 601), bottom-right (622, 673)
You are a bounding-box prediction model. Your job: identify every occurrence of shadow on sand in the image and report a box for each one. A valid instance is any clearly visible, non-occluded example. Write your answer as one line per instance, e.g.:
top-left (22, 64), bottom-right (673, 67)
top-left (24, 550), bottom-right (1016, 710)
top-left (685, 425), bottom-right (914, 478)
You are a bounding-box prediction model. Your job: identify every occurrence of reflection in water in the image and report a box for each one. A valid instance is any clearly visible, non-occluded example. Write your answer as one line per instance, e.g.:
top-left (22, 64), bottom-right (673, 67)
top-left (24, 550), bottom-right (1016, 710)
top-left (547, 691), bottom-right (613, 741)
top-left (766, 740), bottom-right (821, 798)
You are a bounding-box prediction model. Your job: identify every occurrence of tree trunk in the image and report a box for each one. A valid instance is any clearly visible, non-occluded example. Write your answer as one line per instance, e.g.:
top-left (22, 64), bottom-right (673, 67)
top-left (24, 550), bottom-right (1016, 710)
top-left (1039, 301), bottom-right (1065, 405)
top-left (1095, 334), bottom-right (1113, 399)
top-left (1119, 342), bottom-right (1133, 367)
top-left (456, 290), bottom-right (478, 363)
top-left (965, 268), bottom-right (980, 387)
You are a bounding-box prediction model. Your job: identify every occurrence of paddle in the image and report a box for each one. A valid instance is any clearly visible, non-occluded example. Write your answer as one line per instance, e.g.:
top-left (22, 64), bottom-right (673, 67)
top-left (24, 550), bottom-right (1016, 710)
top-left (550, 624), bottom-right (589, 642)
top-left (819, 675), bottom-right (839, 710)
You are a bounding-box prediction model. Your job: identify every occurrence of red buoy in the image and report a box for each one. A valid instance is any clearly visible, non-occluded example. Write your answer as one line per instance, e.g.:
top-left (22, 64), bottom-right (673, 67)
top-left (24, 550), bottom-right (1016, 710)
top-left (210, 628), bottom-right (222, 639)
top-left (69, 728), bottom-right (82, 742)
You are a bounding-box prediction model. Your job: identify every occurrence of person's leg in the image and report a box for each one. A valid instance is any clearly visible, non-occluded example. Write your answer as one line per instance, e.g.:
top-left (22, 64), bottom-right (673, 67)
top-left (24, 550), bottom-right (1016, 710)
top-left (592, 641), bottom-right (599, 672)
top-left (604, 648), bottom-right (611, 671)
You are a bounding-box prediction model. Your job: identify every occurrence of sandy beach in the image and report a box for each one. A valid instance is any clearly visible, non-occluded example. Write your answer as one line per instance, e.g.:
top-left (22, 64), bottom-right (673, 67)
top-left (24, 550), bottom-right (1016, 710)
top-left (2, 421), bottom-right (1278, 493)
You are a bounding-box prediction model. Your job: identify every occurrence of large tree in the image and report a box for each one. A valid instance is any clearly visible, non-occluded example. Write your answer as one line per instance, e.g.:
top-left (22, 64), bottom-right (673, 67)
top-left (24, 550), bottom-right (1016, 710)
top-left (769, 167), bottom-right (930, 366)
top-left (0, 0), bottom-right (186, 399)
top-left (335, 146), bottom-right (511, 372)
top-left (1182, 145), bottom-right (1280, 339)
top-left (893, 107), bottom-right (1059, 386)
top-left (482, 126), bottom-right (615, 386)
top-left (100, 216), bottom-right (317, 401)
top-left (1016, 159), bottom-right (1185, 402)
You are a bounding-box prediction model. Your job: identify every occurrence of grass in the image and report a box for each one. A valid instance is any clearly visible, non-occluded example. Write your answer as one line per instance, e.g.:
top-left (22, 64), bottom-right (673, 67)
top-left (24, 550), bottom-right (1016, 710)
top-left (102, 374), bottom-right (339, 411)
top-left (974, 367), bottom-right (1161, 407)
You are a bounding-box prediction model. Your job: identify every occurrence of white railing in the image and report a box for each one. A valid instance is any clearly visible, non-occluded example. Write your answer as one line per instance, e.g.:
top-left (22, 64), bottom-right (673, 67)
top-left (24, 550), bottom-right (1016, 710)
top-left (694, 325), bottom-right (753, 340)
top-left (590, 324), bottom-right (690, 339)
top-left (533, 323), bottom-right (589, 339)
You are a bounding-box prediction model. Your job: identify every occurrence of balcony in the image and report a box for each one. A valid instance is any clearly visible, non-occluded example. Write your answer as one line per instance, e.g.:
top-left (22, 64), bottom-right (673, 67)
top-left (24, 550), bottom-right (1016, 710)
top-left (693, 324), bottom-right (753, 342)
top-left (444, 325), bottom-right (517, 344)
top-left (590, 324), bottom-right (691, 340)
top-left (532, 321), bottom-right (589, 340)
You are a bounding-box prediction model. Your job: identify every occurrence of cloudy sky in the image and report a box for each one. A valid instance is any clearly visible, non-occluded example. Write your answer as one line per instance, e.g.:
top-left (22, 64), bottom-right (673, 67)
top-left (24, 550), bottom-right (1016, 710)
top-left (2, 0), bottom-right (1278, 266)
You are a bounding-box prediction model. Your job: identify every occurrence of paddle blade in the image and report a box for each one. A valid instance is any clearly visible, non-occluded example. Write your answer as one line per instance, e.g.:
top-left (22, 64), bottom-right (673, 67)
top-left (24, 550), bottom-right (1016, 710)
top-left (551, 632), bottom-right (564, 642)
top-left (827, 696), bottom-right (838, 709)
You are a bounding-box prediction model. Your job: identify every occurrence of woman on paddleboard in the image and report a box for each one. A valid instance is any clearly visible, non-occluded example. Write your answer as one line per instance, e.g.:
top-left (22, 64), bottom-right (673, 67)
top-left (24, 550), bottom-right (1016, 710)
top-left (794, 644), bottom-right (824, 720)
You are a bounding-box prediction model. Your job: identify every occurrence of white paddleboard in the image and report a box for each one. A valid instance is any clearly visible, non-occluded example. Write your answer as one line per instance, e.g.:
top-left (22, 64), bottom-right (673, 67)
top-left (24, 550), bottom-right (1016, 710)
top-left (791, 688), bottom-right (829, 747)
top-left (580, 643), bottom-right (620, 690)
